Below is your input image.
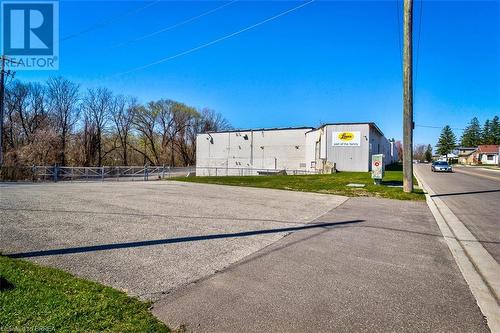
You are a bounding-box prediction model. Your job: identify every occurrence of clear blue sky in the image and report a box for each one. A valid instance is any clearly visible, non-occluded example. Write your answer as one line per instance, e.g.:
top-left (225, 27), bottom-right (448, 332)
top-left (21, 0), bottom-right (500, 148)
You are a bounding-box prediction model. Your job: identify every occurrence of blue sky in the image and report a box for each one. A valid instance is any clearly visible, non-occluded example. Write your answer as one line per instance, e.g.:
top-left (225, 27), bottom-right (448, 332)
top-left (20, 0), bottom-right (500, 147)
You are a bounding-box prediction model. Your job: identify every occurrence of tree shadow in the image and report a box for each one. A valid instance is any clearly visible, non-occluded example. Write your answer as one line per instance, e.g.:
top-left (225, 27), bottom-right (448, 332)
top-left (6, 220), bottom-right (364, 259)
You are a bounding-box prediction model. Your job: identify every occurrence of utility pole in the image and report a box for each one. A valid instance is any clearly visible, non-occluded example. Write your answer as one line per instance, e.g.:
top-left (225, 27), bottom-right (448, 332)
top-left (402, 0), bottom-right (414, 193)
top-left (0, 55), bottom-right (17, 167)
top-left (0, 56), bottom-right (6, 167)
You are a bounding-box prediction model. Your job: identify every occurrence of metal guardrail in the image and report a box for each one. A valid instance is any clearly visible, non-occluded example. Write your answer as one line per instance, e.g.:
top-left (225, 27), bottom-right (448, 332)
top-left (1, 165), bottom-right (319, 182)
top-left (195, 166), bottom-right (321, 177)
top-left (1, 165), bottom-right (195, 182)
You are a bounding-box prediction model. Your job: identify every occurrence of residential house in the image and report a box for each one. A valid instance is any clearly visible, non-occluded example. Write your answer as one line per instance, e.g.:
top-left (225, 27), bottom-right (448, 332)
top-left (472, 145), bottom-right (499, 165)
top-left (457, 147), bottom-right (477, 165)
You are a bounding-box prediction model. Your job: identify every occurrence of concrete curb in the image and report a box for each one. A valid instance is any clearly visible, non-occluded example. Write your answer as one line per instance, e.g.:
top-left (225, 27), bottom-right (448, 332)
top-left (414, 169), bottom-right (500, 333)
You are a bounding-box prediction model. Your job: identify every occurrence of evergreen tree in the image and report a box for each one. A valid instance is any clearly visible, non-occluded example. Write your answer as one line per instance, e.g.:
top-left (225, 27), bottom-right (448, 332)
top-left (460, 117), bottom-right (482, 147)
top-left (436, 125), bottom-right (457, 156)
top-left (425, 144), bottom-right (433, 162)
top-left (482, 119), bottom-right (494, 144)
top-left (490, 116), bottom-right (500, 144)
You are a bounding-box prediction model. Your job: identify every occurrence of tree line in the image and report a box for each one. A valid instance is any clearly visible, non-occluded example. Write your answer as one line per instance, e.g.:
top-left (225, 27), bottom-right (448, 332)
top-left (2, 77), bottom-right (231, 167)
top-left (436, 116), bottom-right (500, 156)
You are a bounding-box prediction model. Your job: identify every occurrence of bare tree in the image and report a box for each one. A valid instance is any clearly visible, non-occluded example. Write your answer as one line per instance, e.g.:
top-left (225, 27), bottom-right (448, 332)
top-left (181, 108), bottom-right (231, 165)
top-left (4, 82), bottom-right (29, 163)
top-left (394, 140), bottom-right (403, 162)
top-left (413, 144), bottom-right (427, 162)
top-left (3, 76), bottom-right (232, 168)
top-left (81, 87), bottom-right (113, 166)
top-left (112, 96), bottom-right (136, 165)
top-left (131, 103), bottom-right (160, 165)
top-left (46, 77), bottom-right (79, 166)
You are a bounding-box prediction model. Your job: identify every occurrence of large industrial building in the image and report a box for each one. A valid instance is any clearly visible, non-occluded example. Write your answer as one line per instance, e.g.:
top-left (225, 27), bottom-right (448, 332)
top-left (196, 122), bottom-right (398, 176)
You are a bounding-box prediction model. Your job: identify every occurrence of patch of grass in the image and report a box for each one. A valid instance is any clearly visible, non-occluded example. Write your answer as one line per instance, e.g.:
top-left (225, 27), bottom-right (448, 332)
top-left (171, 171), bottom-right (425, 201)
top-left (0, 256), bottom-right (169, 333)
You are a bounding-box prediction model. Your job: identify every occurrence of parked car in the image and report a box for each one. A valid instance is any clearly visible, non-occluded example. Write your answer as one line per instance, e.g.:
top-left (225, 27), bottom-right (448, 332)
top-left (431, 161), bottom-right (453, 172)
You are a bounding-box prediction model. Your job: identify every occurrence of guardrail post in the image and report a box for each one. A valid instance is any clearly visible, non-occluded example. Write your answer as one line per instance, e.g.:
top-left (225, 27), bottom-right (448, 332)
top-left (162, 164), bottom-right (165, 179)
top-left (53, 164), bottom-right (58, 182)
top-left (31, 165), bottom-right (36, 182)
top-left (144, 165), bottom-right (148, 181)
top-left (101, 166), bottom-right (104, 182)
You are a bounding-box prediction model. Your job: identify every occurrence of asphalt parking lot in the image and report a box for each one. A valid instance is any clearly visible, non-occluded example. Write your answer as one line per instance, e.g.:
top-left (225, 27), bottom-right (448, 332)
top-left (0, 181), bottom-right (344, 300)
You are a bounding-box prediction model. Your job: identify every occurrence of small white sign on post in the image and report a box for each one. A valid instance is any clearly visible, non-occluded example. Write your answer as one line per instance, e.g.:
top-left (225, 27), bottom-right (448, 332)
top-left (371, 154), bottom-right (384, 185)
top-left (332, 131), bottom-right (361, 147)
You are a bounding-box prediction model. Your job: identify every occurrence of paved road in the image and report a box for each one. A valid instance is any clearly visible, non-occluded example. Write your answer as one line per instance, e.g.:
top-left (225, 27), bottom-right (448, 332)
top-left (415, 164), bottom-right (500, 262)
top-left (1, 180), bottom-right (490, 331)
top-left (153, 197), bottom-right (488, 332)
top-left (0, 181), bottom-right (343, 300)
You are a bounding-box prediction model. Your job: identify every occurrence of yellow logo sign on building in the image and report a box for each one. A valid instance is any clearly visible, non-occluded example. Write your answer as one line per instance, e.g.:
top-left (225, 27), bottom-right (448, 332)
top-left (332, 131), bottom-right (361, 146)
top-left (338, 132), bottom-right (354, 141)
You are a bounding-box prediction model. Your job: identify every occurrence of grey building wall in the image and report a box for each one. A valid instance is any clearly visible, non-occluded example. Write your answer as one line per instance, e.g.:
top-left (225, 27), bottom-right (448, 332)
top-left (325, 124), bottom-right (372, 172)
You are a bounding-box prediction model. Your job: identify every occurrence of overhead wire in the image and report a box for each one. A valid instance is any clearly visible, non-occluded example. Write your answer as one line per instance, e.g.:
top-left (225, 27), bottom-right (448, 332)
top-left (416, 124), bottom-right (465, 131)
top-left (107, 0), bottom-right (315, 78)
top-left (59, 0), bottom-right (160, 42)
top-left (108, 0), bottom-right (238, 50)
top-left (395, 0), bottom-right (402, 71)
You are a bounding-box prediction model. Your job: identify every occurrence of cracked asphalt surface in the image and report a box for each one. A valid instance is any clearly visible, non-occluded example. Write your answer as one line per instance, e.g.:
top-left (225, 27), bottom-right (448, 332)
top-left (0, 181), bottom-right (344, 300)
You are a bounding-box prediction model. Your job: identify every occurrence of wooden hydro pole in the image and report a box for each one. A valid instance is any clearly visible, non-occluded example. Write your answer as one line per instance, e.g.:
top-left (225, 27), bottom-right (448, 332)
top-left (403, 0), bottom-right (414, 193)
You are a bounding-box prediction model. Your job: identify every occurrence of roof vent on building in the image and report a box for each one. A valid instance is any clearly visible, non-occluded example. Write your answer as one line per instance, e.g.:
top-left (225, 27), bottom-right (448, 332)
top-left (243, 134), bottom-right (249, 140)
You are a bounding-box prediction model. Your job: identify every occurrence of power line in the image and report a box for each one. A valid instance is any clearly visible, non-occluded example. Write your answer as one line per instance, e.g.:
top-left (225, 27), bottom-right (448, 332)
top-left (108, 0), bottom-right (315, 78)
top-left (414, 0), bottom-right (423, 100)
top-left (60, 0), bottom-right (160, 42)
top-left (108, 0), bottom-right (238, 50)
top-left (395, 0), bottom-right (402, 70)
top-left (416, 124), bottom-right (465, 131)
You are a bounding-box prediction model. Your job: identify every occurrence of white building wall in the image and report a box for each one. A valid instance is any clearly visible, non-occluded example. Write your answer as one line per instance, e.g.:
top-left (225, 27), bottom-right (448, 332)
top-left (196, 123), bottom-right (393, 175)
top-left (305, 128), bottom-right (322, 171)
top-left (196, 128), bottom-right (312, 176)
top-left (480, 154), bottom-right (499, 165)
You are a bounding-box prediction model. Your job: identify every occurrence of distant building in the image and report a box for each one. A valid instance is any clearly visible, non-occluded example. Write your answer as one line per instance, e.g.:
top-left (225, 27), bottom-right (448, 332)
top-left (196, 122), bottom-right (398, 176)
top-left (456, 145), bottom-right (499, 165)
top-left (457, 147), bottom-right (477, 165)
top-left (473, 145), bottom-right (499, 165)
top-left (437, 152), bottom-right (458, 162)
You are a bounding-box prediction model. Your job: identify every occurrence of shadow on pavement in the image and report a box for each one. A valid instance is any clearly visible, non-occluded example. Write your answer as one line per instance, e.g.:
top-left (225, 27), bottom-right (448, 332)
top-left (6, 220), bottom-right (364, 259)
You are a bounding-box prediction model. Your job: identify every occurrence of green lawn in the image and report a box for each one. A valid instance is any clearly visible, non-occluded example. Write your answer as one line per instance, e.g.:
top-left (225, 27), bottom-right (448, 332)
top-left (0, 256), bottom-right (169, 333)
top-left (171, 171), bottom-right (424, 201)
